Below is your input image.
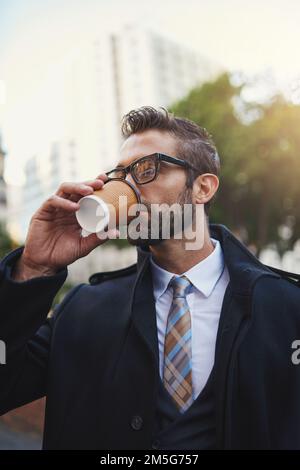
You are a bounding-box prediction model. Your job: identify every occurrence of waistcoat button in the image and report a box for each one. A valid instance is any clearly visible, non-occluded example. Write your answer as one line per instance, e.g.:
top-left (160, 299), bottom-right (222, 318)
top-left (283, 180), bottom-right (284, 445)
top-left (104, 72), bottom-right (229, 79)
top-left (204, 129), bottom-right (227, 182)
top-left (131, 415), bottom-right (143, 430)
top-left (152, 439), bottom-right (160, 449)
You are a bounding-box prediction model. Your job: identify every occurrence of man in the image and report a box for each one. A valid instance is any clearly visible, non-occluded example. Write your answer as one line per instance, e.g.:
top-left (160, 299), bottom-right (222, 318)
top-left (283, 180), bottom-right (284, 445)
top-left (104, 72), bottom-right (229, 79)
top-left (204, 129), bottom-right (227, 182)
top-left (0, 106), bottom-right (300, 450)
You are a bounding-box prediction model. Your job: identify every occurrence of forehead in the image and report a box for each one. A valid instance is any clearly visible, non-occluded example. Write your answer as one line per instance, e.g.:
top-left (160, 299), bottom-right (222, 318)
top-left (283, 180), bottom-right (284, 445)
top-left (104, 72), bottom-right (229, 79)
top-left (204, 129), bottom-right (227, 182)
top-left (119, 129), bottom-right (178, 166)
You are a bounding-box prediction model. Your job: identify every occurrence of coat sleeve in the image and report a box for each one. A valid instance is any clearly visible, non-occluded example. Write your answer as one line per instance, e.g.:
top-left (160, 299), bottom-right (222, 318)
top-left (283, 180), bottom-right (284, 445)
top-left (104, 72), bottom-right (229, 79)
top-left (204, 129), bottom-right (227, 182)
top-left (0, 247), bottom-right (73, 415)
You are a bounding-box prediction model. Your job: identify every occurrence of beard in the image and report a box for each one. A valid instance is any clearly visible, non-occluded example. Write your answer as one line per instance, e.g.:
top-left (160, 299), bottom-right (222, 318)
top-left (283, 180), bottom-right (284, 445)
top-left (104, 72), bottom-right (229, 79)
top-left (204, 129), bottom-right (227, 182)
top-left (126, 186), bottom-right (195, 248)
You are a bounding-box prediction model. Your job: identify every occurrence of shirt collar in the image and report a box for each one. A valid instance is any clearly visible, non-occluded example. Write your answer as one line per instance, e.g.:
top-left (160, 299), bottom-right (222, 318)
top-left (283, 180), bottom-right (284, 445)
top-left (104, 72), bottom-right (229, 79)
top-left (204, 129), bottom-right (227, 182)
top-left (150, 237), bottom-right (224, 300)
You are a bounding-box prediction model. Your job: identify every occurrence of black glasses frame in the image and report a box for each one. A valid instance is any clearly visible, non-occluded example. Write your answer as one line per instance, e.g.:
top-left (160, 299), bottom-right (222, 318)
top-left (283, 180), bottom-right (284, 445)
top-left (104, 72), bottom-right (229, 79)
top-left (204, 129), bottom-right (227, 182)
top-left (105, 152), bottom-right (200, 185)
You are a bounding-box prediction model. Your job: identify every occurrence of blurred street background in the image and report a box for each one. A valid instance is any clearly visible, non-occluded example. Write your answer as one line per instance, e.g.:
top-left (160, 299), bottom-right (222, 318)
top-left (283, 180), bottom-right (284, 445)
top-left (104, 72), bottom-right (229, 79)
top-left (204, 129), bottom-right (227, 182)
top-left (0, 0), bottom-right (299, 449)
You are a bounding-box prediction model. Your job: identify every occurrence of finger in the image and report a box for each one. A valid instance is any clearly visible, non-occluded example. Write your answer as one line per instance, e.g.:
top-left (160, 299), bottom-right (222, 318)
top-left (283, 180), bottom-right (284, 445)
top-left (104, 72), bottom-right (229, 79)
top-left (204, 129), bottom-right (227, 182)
top-left (79, 232), bottom-right (106, 255)
top-left (95, 173), bottom-right (109, 182)
top-left (88, 227), bottom-right (120, 242)
top-left (56, 181), bottom-right (99, 198)
top-left (79, 228), bottom-right (120, 256)
top-left (42, 195), bottom-right (80, 213)
top-left (83, 178), bottom-right (106, 188)
top-left (67, 179), bottom-right (106, 202)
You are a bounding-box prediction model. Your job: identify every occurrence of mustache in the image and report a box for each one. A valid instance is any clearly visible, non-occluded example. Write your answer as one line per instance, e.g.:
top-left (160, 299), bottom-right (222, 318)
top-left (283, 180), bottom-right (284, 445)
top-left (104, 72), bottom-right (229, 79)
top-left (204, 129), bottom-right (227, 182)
top-left (138, 186), bottom-right (193, 210)
top-left (138, 199), bottom-right (152, 211)
top-left (138, 198), bottom-right (193, 213)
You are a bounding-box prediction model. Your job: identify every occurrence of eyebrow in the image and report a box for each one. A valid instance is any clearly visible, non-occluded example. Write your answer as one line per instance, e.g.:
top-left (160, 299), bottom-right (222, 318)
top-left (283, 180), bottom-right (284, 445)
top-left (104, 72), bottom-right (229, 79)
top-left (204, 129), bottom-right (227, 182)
top-left (115, 156), bottom-right (141, 168)
top-left (115, 153), bottom-right (157, 169)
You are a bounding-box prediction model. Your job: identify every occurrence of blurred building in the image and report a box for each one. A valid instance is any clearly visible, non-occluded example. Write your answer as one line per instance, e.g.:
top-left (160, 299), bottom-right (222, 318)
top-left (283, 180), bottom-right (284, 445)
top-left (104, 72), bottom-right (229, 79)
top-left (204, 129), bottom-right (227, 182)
top-left (7, 24), bottom-right (220, 279)
top-left (63, 24), bottom-right (220, 180)
top-left (17, 140), bottom-right (78, 238)
top-left (114, 24), bottom-right (219, 120)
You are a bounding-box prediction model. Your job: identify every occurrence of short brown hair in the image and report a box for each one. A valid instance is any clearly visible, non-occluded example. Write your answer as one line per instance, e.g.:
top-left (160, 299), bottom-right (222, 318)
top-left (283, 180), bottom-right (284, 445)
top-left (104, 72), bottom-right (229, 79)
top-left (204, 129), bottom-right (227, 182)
top-left (121, 106), bottom-right (220, 215)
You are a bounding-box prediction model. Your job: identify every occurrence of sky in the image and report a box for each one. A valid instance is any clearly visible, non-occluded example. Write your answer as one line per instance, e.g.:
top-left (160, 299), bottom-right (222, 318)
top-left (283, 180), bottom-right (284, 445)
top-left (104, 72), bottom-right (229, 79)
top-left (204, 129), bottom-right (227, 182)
top-left (1, 0), bottom-right (300, 183)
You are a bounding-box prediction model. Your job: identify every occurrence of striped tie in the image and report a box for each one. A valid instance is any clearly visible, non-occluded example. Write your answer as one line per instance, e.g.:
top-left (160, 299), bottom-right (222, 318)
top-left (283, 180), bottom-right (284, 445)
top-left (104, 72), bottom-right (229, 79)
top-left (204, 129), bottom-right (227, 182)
top-left (163, 275), bottom-right (194, 413)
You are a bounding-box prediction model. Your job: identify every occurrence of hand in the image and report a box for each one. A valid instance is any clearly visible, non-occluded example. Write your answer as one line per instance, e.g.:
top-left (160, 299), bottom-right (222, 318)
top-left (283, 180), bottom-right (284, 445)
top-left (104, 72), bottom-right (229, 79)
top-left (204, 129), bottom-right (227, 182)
top-left (12, 174), bottom-right (119, 281)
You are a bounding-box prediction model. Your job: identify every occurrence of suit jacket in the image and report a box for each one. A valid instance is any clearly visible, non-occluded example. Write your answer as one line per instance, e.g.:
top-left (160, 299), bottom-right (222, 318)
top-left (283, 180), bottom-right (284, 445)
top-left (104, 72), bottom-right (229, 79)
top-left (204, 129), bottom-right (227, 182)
top-left (0, 223), bottom-right (300, 450)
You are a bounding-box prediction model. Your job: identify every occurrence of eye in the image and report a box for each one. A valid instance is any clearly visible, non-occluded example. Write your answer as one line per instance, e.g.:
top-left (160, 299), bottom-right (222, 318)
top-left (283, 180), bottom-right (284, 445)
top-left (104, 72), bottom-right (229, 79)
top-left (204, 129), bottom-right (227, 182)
top-left (133, 158), bottom-right (156, 182)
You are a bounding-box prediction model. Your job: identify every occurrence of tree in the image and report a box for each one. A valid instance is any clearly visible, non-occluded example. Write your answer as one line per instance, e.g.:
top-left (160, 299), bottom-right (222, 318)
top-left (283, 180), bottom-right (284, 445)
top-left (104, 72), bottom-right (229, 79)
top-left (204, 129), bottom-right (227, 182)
top-left (0, 222), bottom-right (13, 259)
top-left (171, 73), bottom-right (300, 254)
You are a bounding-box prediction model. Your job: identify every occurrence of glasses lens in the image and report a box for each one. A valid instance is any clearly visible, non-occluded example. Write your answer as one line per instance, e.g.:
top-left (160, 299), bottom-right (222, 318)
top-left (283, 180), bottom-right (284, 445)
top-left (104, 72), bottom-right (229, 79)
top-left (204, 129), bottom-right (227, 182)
top-left (107, 169), bottom-right (126, 179)
top-left (132, 156), bottom-right (157, 183)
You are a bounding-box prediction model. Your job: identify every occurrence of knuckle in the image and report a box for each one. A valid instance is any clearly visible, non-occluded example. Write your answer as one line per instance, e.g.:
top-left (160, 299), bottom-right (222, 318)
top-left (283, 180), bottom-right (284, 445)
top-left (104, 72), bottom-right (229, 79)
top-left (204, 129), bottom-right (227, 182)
top-left (58, 181), bottom-right (71, 192)
top-left (48, 194), bottom-right (56, 203)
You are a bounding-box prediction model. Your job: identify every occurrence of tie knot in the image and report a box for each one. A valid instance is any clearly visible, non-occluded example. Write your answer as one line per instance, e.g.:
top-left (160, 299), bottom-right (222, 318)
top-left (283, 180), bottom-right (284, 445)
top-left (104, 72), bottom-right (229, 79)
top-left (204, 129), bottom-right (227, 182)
top-left (169, 275), bottom-right (192, 298)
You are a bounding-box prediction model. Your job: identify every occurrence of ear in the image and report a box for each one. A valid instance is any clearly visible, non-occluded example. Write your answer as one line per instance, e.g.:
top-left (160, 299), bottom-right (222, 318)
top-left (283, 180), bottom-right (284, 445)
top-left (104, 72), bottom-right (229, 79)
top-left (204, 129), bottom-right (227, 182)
top-left (192, 173), bottom-right (219, 205)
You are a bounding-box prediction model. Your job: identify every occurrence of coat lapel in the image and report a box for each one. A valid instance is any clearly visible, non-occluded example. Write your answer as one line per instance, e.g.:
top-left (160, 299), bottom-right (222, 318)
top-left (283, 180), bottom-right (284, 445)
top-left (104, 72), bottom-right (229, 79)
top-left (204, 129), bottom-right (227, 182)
top-left (209, 224), bottom-right (281, 448)
top-left (130, 250), bottom-right (160, 374)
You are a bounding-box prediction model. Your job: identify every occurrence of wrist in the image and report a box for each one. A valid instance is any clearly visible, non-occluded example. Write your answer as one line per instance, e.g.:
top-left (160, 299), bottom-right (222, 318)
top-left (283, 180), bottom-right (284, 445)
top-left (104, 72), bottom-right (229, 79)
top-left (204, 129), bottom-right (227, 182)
top-left (11, 255), bottom-right (59, 282)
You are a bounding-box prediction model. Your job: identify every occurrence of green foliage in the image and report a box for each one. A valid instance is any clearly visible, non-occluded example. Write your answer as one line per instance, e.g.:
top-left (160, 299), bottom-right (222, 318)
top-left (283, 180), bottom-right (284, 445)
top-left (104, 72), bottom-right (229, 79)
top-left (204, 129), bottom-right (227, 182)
top-left (51, 280), bottom-right (75, 311)
top-left (171, 73), bottom-right (300, 254)
top-left (0, 222), bottom-right (13, 259)
top-left (104, 238), bottom-right (131, 250)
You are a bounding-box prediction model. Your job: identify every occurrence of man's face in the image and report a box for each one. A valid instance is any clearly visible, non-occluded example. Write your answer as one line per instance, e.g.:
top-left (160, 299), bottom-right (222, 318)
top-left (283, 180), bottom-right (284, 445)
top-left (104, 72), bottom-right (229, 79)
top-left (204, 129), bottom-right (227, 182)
top-left (120, 129), bottom-right (187, 205)
top-left (118, 129), bottom-right (195, 247)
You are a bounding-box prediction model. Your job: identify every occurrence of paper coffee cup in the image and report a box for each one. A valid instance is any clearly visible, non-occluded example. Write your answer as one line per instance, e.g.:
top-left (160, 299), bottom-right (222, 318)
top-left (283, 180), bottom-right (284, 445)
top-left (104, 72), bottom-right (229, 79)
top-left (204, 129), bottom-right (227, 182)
top-left (75, 179), bottom-right (140, 233)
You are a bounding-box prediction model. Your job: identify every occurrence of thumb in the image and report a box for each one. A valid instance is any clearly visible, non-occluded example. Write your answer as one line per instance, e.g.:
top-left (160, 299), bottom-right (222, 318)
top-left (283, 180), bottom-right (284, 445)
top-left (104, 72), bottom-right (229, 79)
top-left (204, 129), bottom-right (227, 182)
top-left (79, 228), bottom-right (120, 256)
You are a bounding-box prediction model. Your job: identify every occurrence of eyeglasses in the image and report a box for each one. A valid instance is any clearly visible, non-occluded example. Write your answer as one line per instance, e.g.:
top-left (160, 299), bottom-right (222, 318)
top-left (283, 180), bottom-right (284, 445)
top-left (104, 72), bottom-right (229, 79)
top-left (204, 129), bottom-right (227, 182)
top-left (105, 152), bottom-right (200, 185)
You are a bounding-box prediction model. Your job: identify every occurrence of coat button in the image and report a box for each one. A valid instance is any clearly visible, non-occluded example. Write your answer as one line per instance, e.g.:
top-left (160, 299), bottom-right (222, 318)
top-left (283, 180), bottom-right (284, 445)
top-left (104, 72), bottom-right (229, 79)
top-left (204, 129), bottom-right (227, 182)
top-left (152, 439), bottom-right (160, 449)
top-left (131, 415), bottom-right (143, 430)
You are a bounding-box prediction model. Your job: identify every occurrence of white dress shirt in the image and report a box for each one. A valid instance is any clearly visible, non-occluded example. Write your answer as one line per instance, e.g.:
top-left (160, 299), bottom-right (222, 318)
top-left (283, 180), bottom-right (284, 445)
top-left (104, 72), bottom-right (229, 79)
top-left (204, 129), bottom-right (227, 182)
top-left (150, 238), bottom-right (230, 400)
